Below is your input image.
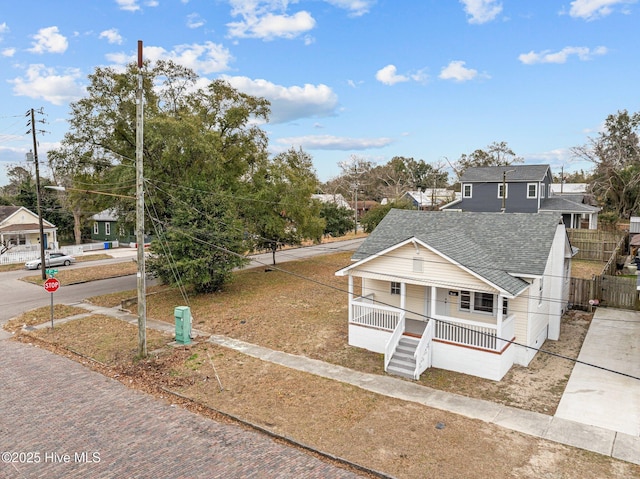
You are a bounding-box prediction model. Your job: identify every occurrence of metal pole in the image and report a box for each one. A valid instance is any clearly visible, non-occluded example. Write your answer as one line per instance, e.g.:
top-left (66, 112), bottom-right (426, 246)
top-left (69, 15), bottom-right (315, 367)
top-left (30, 108), bottom-right (47, 281)
top-left (50, 292), bottom-right (54, 329)
top-left (136, 40), bottom-right (147, 357)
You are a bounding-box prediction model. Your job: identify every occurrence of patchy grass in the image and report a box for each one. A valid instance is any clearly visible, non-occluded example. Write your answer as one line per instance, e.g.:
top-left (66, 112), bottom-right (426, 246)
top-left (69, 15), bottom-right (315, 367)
top-left (16, 323), bottom-right (637, 479)
top-left (22, 315), bottom-right (170, 364)
top-left (3, 304), bottom-right (89, 333)
top-left (22, 261), bottom-right (137, 286)
top-left (572, 260), bottom-right (606, 279)
top-left (82, 252), bottom-right (595, 415)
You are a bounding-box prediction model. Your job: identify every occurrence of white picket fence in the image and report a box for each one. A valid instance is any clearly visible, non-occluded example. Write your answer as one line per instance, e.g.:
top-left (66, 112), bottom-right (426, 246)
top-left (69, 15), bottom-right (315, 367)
top-left (0, 241), bottom-right (119, 265)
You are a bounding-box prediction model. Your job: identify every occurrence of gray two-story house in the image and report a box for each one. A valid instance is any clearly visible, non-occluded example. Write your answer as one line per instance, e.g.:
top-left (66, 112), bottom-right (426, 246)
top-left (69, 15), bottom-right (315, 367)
top-left (442, 164), bottom-right (599, 229)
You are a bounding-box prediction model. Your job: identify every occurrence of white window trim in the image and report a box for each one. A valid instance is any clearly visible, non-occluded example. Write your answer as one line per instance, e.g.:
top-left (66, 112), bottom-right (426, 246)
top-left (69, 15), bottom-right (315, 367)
top-left (497, 183), bottom-right (508, 199)
top-left (93, 222), bottom-right (99, 235)
top-left (527, 183), bottom-right (538, 199)
top-left (391, 281), bottom-right (401, 295)
top-left (105, 222), bottom-right (111, 236)
top-left (459, 290), bottom-right (496, 315)
top-left (462, 184), bottom-right (472, 198)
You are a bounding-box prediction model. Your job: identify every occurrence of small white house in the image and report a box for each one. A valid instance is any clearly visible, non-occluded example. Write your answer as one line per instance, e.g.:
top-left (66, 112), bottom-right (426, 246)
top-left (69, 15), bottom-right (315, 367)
top-left (335, 209), bottom-right (574, 381)
top-left (0, 205), bottom-right (57, 250)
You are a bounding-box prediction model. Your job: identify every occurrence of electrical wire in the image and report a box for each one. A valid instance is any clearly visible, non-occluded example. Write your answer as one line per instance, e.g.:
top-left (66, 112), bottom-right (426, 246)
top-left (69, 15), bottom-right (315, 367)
top-left (139, 213), bottom-right (640, 383)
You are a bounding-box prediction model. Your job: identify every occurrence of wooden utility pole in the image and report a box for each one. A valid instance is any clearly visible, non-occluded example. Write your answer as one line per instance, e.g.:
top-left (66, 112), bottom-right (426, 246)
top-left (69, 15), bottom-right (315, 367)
top-left (28, 108), bottom-right (47, 280)
top-left (136, 40), bottom-right (147, 357)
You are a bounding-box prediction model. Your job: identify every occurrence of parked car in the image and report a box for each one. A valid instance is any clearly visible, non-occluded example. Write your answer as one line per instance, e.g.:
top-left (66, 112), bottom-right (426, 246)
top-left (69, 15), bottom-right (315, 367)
top-left (25, 252), bottom-right (76, 270)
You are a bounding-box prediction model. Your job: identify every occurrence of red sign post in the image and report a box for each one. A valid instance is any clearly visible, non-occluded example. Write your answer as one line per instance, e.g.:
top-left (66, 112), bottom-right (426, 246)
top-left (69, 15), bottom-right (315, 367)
top-left (43, 278), bottom-right (60, 293)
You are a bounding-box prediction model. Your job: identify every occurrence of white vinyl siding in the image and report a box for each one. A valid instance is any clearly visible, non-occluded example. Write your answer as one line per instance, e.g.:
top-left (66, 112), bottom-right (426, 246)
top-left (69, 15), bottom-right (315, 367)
top-left (352, 243), bottom-right (492, 293)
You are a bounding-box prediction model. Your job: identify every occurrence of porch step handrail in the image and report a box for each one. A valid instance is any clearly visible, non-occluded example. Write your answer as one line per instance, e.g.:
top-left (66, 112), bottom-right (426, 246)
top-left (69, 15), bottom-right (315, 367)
top-left (413, 319), bottom-right (434, 379)
top-left (384, 314), bottom-right (405, 371)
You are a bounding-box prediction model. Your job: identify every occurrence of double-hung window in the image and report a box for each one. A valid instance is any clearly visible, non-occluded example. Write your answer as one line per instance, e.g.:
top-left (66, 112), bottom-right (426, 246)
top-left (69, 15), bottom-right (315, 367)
top-left (391, 282), bottom-right (401, 295)
top-left (527, 183), bottom-right (538, 199)
top-left (463, 184), bottom-right (472, 198)
top-left (498, 183), bottom-right (507, 199)
top-left (460, 291), bottom-right (494, 314)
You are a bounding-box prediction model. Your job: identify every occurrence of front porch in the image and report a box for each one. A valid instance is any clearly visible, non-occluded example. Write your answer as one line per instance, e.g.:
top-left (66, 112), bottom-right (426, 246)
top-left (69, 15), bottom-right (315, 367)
top-left (349, 294), bottom-right (516, 381)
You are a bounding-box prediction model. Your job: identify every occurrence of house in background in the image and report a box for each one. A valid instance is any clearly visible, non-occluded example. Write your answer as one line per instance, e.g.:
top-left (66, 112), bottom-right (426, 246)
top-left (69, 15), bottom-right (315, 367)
top-left (0, 205), bottom-right (57, 250)
top-left (91, 208), bottom-right (151, 246)
top-left (400, 189), bottom-right (456, 210)
top-left (91, 209), bottom-right (119, 242)
top-left (311, 193), bottom-right (352, 210)
top-left (335, 209), bottom-right (574, 381)
top-left (441, 164), bottom-right (600, 229)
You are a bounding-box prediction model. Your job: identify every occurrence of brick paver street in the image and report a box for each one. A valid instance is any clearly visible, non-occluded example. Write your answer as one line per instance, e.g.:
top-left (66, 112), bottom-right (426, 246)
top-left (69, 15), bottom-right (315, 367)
top-left (0, 339), bottom-right (363, 479)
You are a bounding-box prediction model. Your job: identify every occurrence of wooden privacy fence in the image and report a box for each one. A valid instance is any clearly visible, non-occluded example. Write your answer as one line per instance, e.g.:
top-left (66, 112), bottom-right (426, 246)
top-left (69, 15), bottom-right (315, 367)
top-left (567, 229), bottom-right (626, 262)
top-left (570, 275), bottom-right (640, 311)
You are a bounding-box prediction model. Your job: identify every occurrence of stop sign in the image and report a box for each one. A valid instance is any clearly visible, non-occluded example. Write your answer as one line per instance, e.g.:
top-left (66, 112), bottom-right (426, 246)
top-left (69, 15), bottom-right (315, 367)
top-left (43, 278), bottom-right (60, 293)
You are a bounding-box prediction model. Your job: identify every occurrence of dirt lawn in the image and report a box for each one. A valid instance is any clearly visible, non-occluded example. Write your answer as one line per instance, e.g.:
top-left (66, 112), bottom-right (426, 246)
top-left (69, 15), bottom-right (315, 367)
top-left (6, 249), bottom-right (638, 478)
top-left (16, 317), bottom-right (638, 479)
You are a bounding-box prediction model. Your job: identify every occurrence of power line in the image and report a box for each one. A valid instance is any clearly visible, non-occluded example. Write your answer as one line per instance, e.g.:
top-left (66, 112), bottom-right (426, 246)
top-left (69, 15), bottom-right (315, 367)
top-left (140, 217), bottom-right (640, 383)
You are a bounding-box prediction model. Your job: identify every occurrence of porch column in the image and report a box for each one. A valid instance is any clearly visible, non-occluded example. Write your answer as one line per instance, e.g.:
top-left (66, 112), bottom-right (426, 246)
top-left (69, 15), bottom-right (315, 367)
top-left (400, 282), bottom-right (406, 313)
top-left (430, 285), bottom-right (437, 318)
top-left (496, 294), bottom-right (504, 350)
top-left (348, 275), bottom-right (354, 323)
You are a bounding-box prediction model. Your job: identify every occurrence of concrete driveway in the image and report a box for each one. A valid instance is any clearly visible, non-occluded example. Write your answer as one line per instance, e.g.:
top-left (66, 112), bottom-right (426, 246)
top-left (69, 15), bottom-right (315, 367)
top-left (555, 308), bottom-right (640, 436)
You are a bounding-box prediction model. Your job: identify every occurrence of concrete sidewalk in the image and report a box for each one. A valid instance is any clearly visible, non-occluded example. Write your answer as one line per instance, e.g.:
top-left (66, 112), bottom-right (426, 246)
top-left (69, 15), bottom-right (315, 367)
top-left (15, 303), bottom-right (640, 467)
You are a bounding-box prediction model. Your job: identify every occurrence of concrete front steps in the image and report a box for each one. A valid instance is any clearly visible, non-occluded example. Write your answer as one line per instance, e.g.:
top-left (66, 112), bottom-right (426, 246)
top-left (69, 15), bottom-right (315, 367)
top-left (386, 336), bottom-right (419, 380)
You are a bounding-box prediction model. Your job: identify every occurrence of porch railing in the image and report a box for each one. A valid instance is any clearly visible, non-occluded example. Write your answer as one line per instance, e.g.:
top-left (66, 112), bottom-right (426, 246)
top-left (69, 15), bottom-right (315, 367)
top-left (413, 319), bottom-right (434, 379)
top-left (384, 315), bottom-right (406, 371)
top-left (434, 314), bottom-right (515, 352)
top-left (351, 295), bottom-right (403, 331)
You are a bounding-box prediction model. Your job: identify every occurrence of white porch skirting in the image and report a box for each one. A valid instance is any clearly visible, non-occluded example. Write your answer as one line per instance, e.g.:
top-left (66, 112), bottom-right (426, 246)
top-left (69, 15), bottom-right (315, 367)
top-left (431, 340), bottom-right (514, 381)
top-left (348, 322), bottom-right (515, 381)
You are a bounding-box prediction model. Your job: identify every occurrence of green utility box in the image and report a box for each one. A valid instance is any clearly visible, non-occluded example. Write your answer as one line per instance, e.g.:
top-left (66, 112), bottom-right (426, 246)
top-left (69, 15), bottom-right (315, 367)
top-left (174, 306), bottom-right (192, 345)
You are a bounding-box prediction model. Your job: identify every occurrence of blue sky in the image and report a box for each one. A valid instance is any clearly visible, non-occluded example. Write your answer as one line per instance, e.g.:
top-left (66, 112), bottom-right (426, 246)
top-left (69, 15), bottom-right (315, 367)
top-left (1, 0), bottom-right (639, 187)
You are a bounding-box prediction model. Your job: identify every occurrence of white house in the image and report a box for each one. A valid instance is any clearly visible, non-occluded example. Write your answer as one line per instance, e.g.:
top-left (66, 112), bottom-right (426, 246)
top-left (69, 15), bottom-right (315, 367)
top-left (335, 209), bottom-right (574, 381)
top-left (0, 205), bottom-right (57, 250)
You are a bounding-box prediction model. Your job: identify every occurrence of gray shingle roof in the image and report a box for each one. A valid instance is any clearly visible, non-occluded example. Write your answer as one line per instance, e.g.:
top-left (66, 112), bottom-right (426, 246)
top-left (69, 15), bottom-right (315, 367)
top-left (351, 209), bottom-right (563, 295)
top-left (540, 196), bottom-right (600, 213)
top-left (460, 164), bottom-right (550, 183)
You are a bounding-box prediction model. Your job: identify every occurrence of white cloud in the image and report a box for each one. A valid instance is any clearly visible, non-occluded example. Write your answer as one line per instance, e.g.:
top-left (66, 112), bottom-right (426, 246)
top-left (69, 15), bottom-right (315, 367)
top-left (187, 13), bottom-right (206, 29)
top-left (28, 26), bottom-right (68, 54)
top-left (227, 10), bottom-right (316, 40)
top-left (439, 60), bottom-right (480, 82)
top-left (116, 0), bottom-right (140, 11)
top-left (99, 29), bottom-right (124, 45)
top-left (0, 22), bottom-right (8, 37)
top-left (568, 0), bottom-right (636, 21)
top-left (518, 46), bottom-right (608, 64)
top-left (115, 0), bottom-right (158, 12)
top-left (108, 42), bottom-right (234, 74)
top-left (460, 0), bottom-right (503, 24)
top-left (275, 134), bottom-right (393, 150)
top-left (2, 48), bottom-right (16, 57)
top-left (221, 75), bottom-right (339, 123)
top-left (375, 65), bottom-right (409, 85)
top-left (323, 0), bottom-right (375, 17)
top-left (9, 64), bottom-right (85, 105)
